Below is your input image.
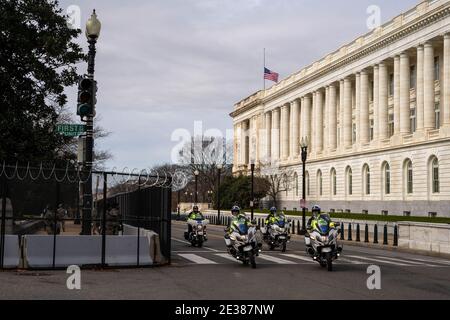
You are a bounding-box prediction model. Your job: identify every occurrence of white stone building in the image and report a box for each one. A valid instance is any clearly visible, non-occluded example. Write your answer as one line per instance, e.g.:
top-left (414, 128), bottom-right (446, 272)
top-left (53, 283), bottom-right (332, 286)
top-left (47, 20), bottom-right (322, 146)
top-left (230, 0), bottom-right (450, 217)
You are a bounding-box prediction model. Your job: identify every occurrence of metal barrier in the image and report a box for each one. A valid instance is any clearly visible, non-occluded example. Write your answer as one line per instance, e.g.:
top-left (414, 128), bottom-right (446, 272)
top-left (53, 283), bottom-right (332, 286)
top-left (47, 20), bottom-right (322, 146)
top-left (0, 164), bottom-right (171, 270)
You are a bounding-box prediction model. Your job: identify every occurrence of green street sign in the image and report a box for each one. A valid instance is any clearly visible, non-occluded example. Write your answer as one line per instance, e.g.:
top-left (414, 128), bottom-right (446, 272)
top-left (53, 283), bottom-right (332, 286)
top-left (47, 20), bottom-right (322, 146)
top-left (56, 124), bottom-right (86, 137)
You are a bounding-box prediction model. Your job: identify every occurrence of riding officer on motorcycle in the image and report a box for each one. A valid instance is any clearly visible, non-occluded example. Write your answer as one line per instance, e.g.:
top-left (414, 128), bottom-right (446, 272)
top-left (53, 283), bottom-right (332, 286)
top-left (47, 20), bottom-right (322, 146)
top-left (225, 205), bottom-right (251, 235)
top-left (187, 205), bottom-right (204, 235)
top-left (264, 206), bottom-right (284, 236)
top-left (305, 205), bottom-right (336, 249)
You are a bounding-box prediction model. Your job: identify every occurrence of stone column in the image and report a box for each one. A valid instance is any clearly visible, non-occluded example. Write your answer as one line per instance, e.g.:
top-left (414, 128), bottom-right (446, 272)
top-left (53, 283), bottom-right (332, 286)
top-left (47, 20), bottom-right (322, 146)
top-left (416, 45), bottom-right (424, 131)
top-left (373, 65), bottom-right (380, 140)
top-left (394, 55), bottom-right (400, 135)
top-left (444, 34), bottom-right (450, 126)
top-left (324, 86), bottom-right (329, 152)
top-left (400, 52), bottom-right (411, 134)
top-left (303, 95), bottom-right (312, 150)
top-left (315, 90), bottom-right (324, 152)
top-left (379, 62), bottom-right (389, 140)
top-left (339, 79), bottom-right (345, 148)
top-left (329, 84), bottom-right (337, 150)
top-left (360, 70), bottom-right (370, 143)
top-left (281, 104), bottom-right (290, 160)
top-left (271, 108), bottom-right (280, 162)
top-left (291, 99), bottom-right (300, 158)
top-left (424, 42), bottom-right (435, 129)
top-left (355, 73), bottom-right (360, 144)
top-left (343, 77), bottom-right (353, 147)
top-left (265, 112), bottom-right (272, 161)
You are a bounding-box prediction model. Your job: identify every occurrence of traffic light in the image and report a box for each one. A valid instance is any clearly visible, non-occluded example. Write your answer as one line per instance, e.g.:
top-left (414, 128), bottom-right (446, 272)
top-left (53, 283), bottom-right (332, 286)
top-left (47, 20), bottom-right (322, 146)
top-left (77, 75), bottom-right (97, 119)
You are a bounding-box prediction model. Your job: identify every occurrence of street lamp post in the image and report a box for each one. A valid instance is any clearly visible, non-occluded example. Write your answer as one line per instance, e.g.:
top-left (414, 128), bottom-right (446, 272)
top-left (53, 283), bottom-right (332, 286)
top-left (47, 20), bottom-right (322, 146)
top-left (194, 170), bottom-right (199, 204)
top-left (81, 10), bottom-right (101, 235)
top-left (217, 164), bottom-right (222, 225)
top-left (250, 162), bottom-right (255, 221)
top-left (300, 137), bottom-right (309, 235)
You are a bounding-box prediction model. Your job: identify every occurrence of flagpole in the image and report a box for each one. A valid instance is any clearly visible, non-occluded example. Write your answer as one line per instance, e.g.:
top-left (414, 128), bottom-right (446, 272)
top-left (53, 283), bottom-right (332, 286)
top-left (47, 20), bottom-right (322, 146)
top-left (263, 48), bottom-right (266, 91)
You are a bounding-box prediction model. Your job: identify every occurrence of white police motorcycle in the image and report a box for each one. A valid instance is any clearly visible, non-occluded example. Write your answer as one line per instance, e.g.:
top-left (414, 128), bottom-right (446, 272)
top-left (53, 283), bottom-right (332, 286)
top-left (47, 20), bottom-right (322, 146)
top-left (305, 213), bottom-right (342, 271)
top-left (262, 215), bottom-right (291, 252)
top-left (185, 217), bottom-right (209, 247)
top-left (224, 217), bottom-right (261, 269)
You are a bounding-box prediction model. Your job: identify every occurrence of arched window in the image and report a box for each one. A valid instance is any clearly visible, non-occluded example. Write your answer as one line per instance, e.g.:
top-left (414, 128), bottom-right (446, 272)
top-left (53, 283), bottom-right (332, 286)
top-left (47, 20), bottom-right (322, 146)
top-left (383, 162), bottom-right (391, 195)
top-left (306, 171), bottom-right (310, 196)
top-left (330, 168), bottom-right (337, 196)
top-left (431, 157), bottom-right (440, 194)
top-left (363, 164), bottom-right (370, 195)
top-left (294, 173), bottom-right (299, 197)
top-left (317, 170), bottom-right (323, 196)
top-left (404, 159), bottom-right (413, 194)
top-left (346, 166), bottom-right (353, 196)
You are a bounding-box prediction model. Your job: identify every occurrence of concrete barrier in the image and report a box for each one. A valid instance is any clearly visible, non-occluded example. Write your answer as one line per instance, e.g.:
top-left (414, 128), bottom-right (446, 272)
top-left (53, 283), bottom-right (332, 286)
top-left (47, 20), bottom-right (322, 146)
top-left (22, 235), bottom-right (152, 268)
top-left (398, 222), bottom-right (450, 255)
top-left (122, 224), bottom-right (164, 264)
top-left (2, 235), bottom-right (20, 268)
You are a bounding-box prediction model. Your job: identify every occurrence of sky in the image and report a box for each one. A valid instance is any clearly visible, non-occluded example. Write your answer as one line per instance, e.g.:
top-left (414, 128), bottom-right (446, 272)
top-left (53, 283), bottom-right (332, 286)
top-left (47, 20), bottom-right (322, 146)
top-left (58, 0), bottom-right (419, 170)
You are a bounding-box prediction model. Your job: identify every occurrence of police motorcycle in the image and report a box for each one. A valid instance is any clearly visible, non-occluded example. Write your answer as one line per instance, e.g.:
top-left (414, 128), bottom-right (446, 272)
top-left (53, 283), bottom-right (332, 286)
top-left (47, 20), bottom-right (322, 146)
top-left (305, 208), bottom-right (342, 271)
top-left (224, 208), bottom-right (262, 269)
top-left (184, 208), bottom-right (209, 247)
top-left (262, 213), bottom-right (291, 252)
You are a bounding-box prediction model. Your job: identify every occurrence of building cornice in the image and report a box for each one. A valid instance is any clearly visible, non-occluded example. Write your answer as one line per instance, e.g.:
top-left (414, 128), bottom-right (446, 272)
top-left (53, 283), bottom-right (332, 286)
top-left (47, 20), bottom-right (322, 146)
top-left (231, 1), bottom-right (450, 119)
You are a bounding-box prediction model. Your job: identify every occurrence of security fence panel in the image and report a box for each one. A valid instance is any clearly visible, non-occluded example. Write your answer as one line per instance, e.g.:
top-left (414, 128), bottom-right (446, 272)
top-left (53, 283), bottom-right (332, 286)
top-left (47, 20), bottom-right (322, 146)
top-left (0, 163), bottom-right (172, 269)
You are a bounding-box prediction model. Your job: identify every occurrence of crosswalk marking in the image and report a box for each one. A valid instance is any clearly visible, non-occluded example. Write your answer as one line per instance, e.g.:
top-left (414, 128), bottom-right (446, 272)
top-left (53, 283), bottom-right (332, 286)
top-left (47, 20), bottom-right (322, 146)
top-left (374, 256), bottom-right (437, 267)
top-left (280, 254), bottom-right (314, 263)
top-left (336, 257), bottom-right (365, 265)
top-left (215, 253), bottom-right (241, 262)
top-left (346, 255), bottom-right (410, 266)
top-left (258, 254), bottom-right (297, 264)
top-left (178, 254), bottom-right (217, 264)
top-left (404, 256), bottom-right (450, 266)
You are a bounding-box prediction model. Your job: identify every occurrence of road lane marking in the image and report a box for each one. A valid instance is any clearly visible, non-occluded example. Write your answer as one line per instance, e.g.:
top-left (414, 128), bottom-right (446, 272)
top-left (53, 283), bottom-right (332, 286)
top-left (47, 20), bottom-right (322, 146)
top-left (177, 254), bottom-right (218, 264)
top-left (346, 255), bottom-right (409, 266)
top-left (374, 256), bottom-right (438, 267)
top-left (258, 254), bottom-right (297, 264)
top-left (171, 238), bottom-right (219, 252)
top-left (280, 254), bottom-right (314, 263)
top-left (335, 257), bottom-right (365, 264)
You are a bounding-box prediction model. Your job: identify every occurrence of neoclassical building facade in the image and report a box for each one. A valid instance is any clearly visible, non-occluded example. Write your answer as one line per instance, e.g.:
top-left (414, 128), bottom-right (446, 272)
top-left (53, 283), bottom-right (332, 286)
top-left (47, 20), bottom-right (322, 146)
top-left (231, 0), bottom-right (450, 217)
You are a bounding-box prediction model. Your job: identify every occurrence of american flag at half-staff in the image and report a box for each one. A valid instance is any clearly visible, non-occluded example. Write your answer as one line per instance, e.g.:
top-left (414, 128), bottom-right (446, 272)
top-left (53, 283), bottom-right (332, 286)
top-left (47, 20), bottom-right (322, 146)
top-left (264, 67), bottom-right (279, 83)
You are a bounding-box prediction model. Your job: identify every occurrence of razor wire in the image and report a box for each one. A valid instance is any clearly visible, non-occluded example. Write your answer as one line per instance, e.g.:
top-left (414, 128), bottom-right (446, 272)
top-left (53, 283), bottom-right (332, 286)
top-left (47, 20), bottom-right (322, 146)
top-left (0, 161), bottom-right (177, 189)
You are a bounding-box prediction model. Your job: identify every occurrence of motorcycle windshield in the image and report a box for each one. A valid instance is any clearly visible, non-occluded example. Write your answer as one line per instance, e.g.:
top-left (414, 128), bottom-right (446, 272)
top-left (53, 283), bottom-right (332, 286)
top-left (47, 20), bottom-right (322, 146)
top-left (277, 220), bottom-right (285, 228)
top-left (317, 218), bottom-right (330, 234)
top-left (237, 222), bottom-right (248, 235)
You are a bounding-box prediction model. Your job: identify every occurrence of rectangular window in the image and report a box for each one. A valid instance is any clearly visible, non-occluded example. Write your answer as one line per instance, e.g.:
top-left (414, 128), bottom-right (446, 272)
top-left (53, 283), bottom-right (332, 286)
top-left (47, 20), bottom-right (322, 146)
top-left (407, 170), bottom-right (413, 194)
top-left (410, 107), bottom-right (416, 133)
top-left (333, 176), bottom-right (337, 196)
top-left (435, 103), bottom-right (440, 129)
top-left (370, 81), bottom-right (374, 102)
top-left (410, 65), bottom-right (416, 89)
top-left (388, 114), bottom-right (394, 137)
top-left (434, 56), bottom-right (440, 81)
top-left (370, 119), bottom-right (374, 141)
top-left (389, 74), bottom-right (394, 96)
top-left (349, 175), bottom-right (353, 195)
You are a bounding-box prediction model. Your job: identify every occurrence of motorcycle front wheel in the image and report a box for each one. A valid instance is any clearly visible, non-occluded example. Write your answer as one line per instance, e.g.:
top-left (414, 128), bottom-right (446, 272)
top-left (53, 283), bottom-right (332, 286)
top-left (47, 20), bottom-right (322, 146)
top-left (326, 253), bottom-right (333, 272)
top-left (249, 252), bottom-right (256, 269)
top-left (281, 242), bottom-right (287, 252)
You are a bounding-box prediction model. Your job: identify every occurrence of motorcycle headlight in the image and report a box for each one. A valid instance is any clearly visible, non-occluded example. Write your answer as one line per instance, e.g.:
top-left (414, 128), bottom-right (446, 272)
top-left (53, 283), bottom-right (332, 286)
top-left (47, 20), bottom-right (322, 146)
top-left (321, 236), bottom-right (327, 242)
top-left (197, 225), bottom-right (203, 230)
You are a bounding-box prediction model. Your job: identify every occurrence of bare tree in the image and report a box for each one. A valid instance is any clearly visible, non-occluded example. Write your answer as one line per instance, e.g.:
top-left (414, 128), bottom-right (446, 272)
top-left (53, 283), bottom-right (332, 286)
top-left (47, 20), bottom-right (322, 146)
top-left (260, 161), bottom-right (294, 208)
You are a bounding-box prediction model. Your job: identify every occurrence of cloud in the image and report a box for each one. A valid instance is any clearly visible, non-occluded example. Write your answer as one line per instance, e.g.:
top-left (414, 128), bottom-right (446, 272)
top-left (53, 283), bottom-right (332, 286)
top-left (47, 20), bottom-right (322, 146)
top-left (60, 0), bottom-right (418, 169)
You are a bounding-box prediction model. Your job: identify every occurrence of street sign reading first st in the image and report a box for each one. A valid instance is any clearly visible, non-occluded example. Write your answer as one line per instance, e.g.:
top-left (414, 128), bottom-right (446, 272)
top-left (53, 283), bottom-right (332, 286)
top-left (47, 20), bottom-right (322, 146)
top-left (56, 124), bottom-right (86, 137)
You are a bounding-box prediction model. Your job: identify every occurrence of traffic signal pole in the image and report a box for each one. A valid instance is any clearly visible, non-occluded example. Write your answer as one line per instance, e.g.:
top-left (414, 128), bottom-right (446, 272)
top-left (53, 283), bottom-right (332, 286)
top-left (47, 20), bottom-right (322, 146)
top-left (81, 38), bottom-right (97, 235)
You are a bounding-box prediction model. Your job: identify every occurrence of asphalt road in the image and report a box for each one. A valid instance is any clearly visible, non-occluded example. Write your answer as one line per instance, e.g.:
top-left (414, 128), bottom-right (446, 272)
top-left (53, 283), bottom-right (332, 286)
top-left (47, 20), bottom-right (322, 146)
top-left (0, 221), bottom-right (449, 300)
